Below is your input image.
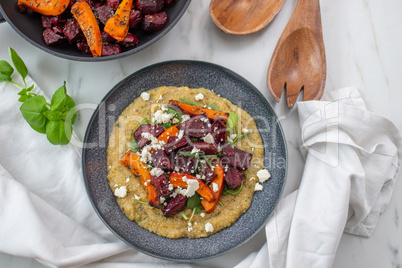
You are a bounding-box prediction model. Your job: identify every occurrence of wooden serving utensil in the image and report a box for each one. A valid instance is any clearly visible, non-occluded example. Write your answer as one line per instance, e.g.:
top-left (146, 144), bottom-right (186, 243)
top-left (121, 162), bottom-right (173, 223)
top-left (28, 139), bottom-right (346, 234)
top-left (267, 0), bottom-right (326, 108)
top-left (209, 0), bottom-right (286, 35)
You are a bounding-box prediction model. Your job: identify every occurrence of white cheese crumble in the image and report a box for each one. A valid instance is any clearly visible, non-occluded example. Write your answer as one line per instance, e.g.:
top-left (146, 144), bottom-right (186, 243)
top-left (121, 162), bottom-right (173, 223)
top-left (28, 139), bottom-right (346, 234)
top-left (205, 222), bottom-right (214, 232)
top-left (140, 92), bottom-right (150, 101)
top-left (126, 178), bottom-right (130, 182)
top-left (181, 114), bottom-right (190, 121)
top-left (212, 182), bottom-right (219, 193)
top-left (134, 194), bottom-right (141, 200)
top-left (230, 134), bottom-right (237, 140)
top-left (242, 128), bottom-right (249, 133)
top-left (257, 169), bottom-right (271, 183)
top-left (255, 183), bottom-right (263, 191)
top-left (191, 147), bottom-right (201, 154)
top-left (202, 133), bottom-right (214, 144)
top-left (150, 167), bottom-right (164, 177)
top-left (177, 130), bottom-right (184, 139)
top-left (195, 93), bottom-right (204, 100)
top-left (200, 212), bottom-right (205, 218)
top-left (114, 186), bottom-right (127, 198)
top-left (180, 179), bottom-right (199, 197)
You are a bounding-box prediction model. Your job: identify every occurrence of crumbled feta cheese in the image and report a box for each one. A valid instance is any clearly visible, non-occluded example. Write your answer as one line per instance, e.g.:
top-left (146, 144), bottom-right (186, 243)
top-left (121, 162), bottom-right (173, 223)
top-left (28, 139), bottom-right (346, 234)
top-left (181, 114), bottom-right (190, 121)
top-left (230, 134), bottom-right (237, 140)
top-left (126, 178), bottom-right (130, 182)
top-left (172, 118), bottom-right (180, 124)
top-left (188, 222), bottom-right (193, 232)
top-left (200, 212), bottom-right (205, 218)
top-left (168, 183), bottom-right (174, 191)
top-left (202, 133), bottom-right (214, 144)
top-left (180, 179), bottom-right (199, 197)
top-left (140, 92), bottom-right (150, 101)
top-left (162, 113), bottom-right (174, 123)
top-left (254, 183), bottom-right (263, 191)
top-left (205, 222), bottom-right (214, 232)
top-left (251, 147), bottom-right (255, 151)
top-left (134, 194), bottom-right (141, 200)
top-left (242, 128), bottom-right (249, 133)
top-left (177, 130), bottom-right (184, 139)
top-left (257, 169), bottom-right (271, 183)
top-left (161, 105), bottom-right (168, 111)
top-left (212, 182), bottom-right (219, 193)
top-left (140, 145), bottom-right (152, 163)
top-left (200, 117), bottom-right (209, 123)
top-left (114, 186), bottom-right (127, 198)
top-left (182, 176), bottom-right (188, 182)
top-left (159, 95), bottom-right (163, 100)
top-left (191, 147), bottom-right (200, 154)
top-left (160, 196), bottom-right (166, 203)
top-left (150, 167), bottom-right (164, 177)
top-left (195, 93), bottom-right (204, 100)
top-left (249, 177), bottom-right (256, 181)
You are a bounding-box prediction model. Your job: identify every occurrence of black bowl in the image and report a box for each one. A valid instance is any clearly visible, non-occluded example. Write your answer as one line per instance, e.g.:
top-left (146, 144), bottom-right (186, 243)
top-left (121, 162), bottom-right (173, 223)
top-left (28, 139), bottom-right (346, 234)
top-left (0, 1), bottom-right (191, 61)
top-left (82, 60), bottom-right (287, 261)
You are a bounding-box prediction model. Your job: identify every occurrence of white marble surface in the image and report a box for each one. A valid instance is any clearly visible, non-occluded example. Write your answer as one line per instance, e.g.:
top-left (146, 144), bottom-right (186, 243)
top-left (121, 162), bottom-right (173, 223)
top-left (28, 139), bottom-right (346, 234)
top-left (1, 0), bottom-right (402, 267)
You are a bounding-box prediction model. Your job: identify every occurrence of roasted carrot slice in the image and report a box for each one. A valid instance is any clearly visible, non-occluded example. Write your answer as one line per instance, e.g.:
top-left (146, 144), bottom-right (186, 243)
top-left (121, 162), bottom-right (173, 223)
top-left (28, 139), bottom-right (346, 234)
top-left (201, 163), bottom-right (224, 213)
top-left (169, 173), bottom-right (215, 203)
top-left (120, 150), bottom-right (160, 208)
top-left (71, 1), bottom-right (102, 57)
top-left (168, 100), bottom-right (229, 122)
top-left (104, 0), bottom-right (133, 41)
top-left (17, 0), bottom-right (69, 16)
top-left (158, 125), bottom-right (180, 144)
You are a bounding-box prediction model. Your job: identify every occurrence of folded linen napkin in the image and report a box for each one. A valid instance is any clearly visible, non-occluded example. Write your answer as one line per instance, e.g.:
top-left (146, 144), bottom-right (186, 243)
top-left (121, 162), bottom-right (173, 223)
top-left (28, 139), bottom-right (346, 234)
top-left (236, 87), bottom-right (401, 268)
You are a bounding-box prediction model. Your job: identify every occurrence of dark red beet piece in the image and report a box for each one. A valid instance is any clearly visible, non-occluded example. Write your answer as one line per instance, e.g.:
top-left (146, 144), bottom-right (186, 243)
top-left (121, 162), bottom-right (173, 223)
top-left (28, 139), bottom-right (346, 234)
top-left (41, 15), bottom-right (62, 28)
top-left (211, 119), bottom-right (226, 145)
top-left (119, 33), bottom-right (139, 47)
top-left (224, 167), bottom-right (245, 189)
top-left (142, 12), bottom-right (167, 32)
top-left (174, 145), bottom-right (197, 174)
top-left (76, 42), bottom-right (92, 55)
top-left (164, 0), bottom-right (177, 7)
top-left (136, 0), bottom-right (164, 14)
top-left (161, 194), bottom-right (187, 217)
top-left (151, 173), bottom-right (172, 197)
top-left (165, 136), bottom-right (189, 154)
top-left (52, 26), bottom-right (64, 35)
top-left (198, 160), bottom-right (217, 182)
top-left (63, 18), bottom-right (83, 43)
top-left (101, 31), bottom-right (115, 43)
top-left (152, 149), bottom-right (173, 171)
top-left (106, 0), bottom-right (120, 9)
top-left (221, 145), bottom-right (253, 170)
top-left (102, 44), bottom-right (122, 56)
top-left (129, 10), bottom-right (142, 28)
top-left (192, 141), bottom-right (218, 155)
top-left (43, 28), bottom-right (66, 46)
top-left (133, 124), bottom-right (165, 149)
top-left (179, 115), bottom-right (210, 138)
top-left (94, 5), bottom-right (115, 25)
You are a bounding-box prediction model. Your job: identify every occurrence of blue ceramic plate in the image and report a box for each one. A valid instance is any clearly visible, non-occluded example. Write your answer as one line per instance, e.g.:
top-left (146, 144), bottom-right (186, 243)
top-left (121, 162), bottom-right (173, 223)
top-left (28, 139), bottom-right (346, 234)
top-left (82, 61), bottom-right (287, 261)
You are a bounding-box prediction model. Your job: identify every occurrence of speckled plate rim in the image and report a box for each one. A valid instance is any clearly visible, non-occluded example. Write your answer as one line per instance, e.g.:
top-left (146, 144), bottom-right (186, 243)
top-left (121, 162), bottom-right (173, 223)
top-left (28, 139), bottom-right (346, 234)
top-left (82, 60), bottom-right (288, 261)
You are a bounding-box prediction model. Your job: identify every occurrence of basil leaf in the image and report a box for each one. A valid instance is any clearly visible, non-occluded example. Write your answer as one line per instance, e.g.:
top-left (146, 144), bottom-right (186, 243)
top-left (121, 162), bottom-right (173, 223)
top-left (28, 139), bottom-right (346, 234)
top-left (166, 108), bottom-right (182, 122)
top-left (46, 120), bottom-right (72, 145)
top-left (226, 112), bottom-right (238, 131)
top-left (9, 47), bottom-right (28, 80)
top-left (19, 95), bottom-right (49, 134)
top-left (50, 82), bottom-right (67, 112)
top-left (162, 123), bottom-right (174, 129)
top-left (44, 110), bottom-right (64, 121)
top-left (18, 94), bottom-right (29, 102)
top-left (131, 137), bottom-right (139, 152)
top-left (207, 103), bottom-right (220, 111)
top-left (65, 95), bottom-right (77, 124)
top-left (140, 118), bottom-right (150, 125)
top-left (179, 98), bottom-right (199, 106)
top-left (187, 192), bottom-right (201, 209)
top-left (0, 73), bottom-right (11, 82)
top-left (223, 181), bottom-right (243, 196)
top-left (0, 60), bottom-right (14, 76)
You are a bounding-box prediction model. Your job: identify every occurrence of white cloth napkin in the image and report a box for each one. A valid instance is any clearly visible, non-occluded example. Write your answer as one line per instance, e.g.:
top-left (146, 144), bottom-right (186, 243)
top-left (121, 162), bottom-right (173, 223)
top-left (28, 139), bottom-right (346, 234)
top-left (1, 75), bottom-right (400, 268)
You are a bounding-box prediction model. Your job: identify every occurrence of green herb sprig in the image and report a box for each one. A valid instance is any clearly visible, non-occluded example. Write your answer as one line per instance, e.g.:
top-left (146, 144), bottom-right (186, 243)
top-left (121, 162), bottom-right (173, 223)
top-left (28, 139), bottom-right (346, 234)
top-left (0, 48), bottom-right (77, 145)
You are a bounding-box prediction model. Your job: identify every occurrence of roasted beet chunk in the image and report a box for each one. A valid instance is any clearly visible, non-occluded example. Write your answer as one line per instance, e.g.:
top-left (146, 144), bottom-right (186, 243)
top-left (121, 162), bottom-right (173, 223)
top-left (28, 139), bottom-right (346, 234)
top-left (41, 15), bottom-right (63, 28)
top-left (151, 173), bottom-right (173, 197)
top-left (224, 167), bottom-right (245, 189)
top-left (142, 12), bottom-right (167, 32)
top-left (119, 33), bottom-right (139, 47)
top-left (198, 160), bottom-right (217, 182)
top-left (165, 136), bottom-right (189, 154)
top-left (129, 10), bottom-right (142, 28)
top-left (102, 44), bottom-right (122, 56)
top-left (152, 149), bottom-right (173, 171)
top-left (136, 0), bottom-right (164, 14)
top-left (94, 5), bottom-right (114, 25)
top-left (164, 0), bottom-right (177, 7)
top-left (221, 145), bottom-right (252, 170)
top-left (179, 115), bottom-right (210, 138)
top-left (106, 0), bottom-right (120, 9)
top-left (77, 42), bottom-right (91, 54)
top-left (211, 119), bottom-right (226, 145)
top-left (161, 194), bottom-right (187, 217)
top-left (63, 18), bottom-right (83, 43)
top-left (101, 31), bottom-right (115, 43)
top-left (174, 145), bottom-right (197, 174)
top-left (133, 124), bottom-right (165, 149)
top-left (192, 141), bottom-right (218, 155)
top-left (43, 28), bottom-right (66, 46)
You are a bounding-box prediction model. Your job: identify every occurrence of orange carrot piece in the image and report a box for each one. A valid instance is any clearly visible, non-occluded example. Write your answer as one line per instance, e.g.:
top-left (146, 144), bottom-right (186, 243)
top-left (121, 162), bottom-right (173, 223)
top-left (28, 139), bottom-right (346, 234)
top-left (120, 150), bottom-right (160, 208)
top-left (71, 1), bottom-right (102, 57)
top-left (158, 125), bottom-right (180, 143)
top-left (169, 173), bottom-right (215, 203)
top-left (168, 100), bottom-right (229, 122)
top-left (104, 0), bottom-right (133, 41)
top-left (201, 164), bottom-right (224, 213)
top-left (17, 0), bottom-right (69, 16)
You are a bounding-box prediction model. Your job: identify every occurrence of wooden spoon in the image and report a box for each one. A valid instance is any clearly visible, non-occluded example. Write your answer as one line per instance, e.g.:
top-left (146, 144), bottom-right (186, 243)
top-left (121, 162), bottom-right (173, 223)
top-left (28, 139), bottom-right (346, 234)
top-left (267, 0), bottom-right (326, 108)
top-left (209, 0), bottom-right (286, 35)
